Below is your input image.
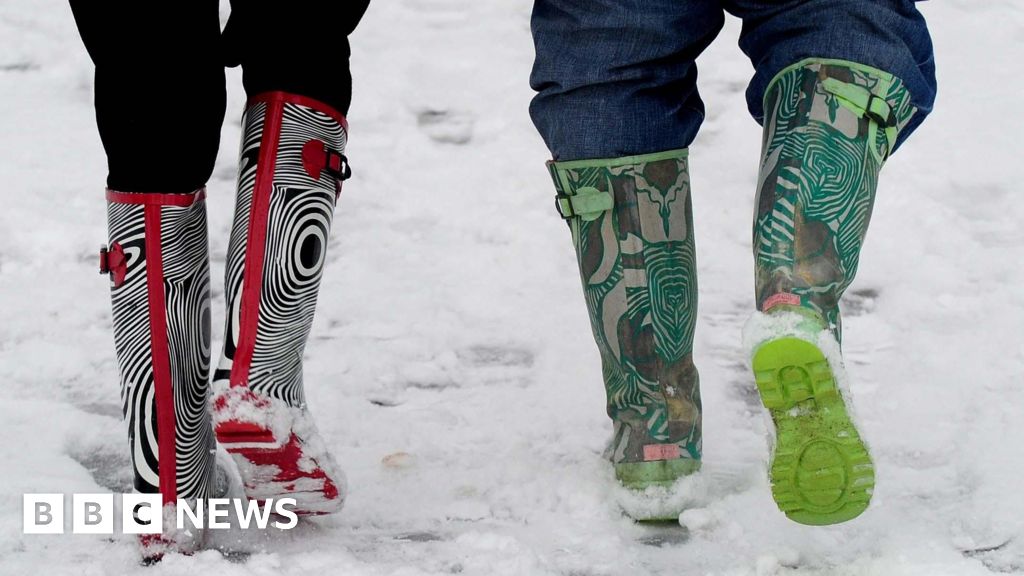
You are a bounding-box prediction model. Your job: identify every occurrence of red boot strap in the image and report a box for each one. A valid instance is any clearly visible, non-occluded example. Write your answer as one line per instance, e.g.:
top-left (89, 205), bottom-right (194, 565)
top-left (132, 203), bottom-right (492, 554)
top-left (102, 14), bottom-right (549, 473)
top-left (99, 242), bottom-right (128, 288)
top-left (302, 139), bottom-right (352, 183)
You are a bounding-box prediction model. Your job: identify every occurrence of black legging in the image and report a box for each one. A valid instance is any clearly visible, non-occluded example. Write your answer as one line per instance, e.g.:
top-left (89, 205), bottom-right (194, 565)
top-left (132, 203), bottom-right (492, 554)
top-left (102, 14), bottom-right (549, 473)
top-left (69, 0), bottom-right (370, 193)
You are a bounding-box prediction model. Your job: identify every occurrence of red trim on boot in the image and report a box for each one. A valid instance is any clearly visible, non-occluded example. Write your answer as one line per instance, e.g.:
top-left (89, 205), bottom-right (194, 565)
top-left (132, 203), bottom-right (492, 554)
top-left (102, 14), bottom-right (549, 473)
top-left (106, 188), bottom-right (206, 207)
top-left (144, 206), bottom-right (177, 504)
top-left (230, 99), bottom-right (283, 389)
top-left (246, 91), bottom-right (349, 131)
top-left (215, 422), bottom-right (277, 445)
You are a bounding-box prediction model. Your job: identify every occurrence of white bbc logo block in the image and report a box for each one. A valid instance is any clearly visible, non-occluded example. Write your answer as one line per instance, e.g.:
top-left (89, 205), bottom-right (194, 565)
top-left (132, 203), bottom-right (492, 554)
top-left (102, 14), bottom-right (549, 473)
top-left (24, 494), bottom-right (64, 534)
top-left (72, 494), bottom-right (114, 534)
top-left (122, 494), bottom-right (163, 535)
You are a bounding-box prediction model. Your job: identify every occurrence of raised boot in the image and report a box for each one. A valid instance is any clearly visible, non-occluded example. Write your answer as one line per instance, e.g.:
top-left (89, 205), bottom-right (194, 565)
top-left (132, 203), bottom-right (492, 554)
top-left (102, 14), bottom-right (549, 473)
top-left (101, 188), bottom-right (216, 559)
top-left (748, 59), bottom-right (917, 525)
top-left (548, 149), bottom-right (702, 520)
top-left (212, 92), bottom-right (350, 515)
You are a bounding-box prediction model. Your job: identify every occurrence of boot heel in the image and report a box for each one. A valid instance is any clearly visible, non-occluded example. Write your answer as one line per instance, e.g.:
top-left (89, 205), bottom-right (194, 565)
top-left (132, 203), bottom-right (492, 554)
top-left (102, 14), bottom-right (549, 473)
top-left (214, 421), bottom-right (279, 447)
top-left (752, 337), bottom-right (873, 526)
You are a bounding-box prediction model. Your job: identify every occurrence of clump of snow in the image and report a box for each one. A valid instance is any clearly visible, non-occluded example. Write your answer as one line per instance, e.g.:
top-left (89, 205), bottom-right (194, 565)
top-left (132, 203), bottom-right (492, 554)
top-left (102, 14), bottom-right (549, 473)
top-left (741, 309), bottom-right (823, 355)
top-left (614, 472), bottom-right (708, 522)
top-left (678, 507), bottom-right (716, 532)
top-left (285, 402), bottom-right (345, 491)
top-left (210, 380), bottom-right (291, 443)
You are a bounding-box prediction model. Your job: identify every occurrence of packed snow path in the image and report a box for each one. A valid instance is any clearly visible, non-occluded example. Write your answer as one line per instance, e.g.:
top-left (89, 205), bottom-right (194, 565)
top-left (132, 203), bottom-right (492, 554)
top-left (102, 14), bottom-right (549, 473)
top-left (1, 0), bottom-right (1022, 574)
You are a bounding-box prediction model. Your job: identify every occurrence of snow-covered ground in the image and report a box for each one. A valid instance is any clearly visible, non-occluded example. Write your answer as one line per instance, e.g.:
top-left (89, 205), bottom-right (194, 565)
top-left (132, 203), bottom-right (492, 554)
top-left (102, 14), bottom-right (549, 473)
top-left (1, 0), bottom-right (1022, 574)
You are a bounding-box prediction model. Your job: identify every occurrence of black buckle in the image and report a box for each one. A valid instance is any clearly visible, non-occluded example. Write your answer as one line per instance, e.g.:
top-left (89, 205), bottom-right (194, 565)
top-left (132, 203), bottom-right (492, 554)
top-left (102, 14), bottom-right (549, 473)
top-left (555, 194), bottom-right (575, 219)
top-left (865, 93), bottom-right (897, 128)
top-left (325, 150), bottom-right (352, 181)
top-left (99, 245), bottom-right (109, 274)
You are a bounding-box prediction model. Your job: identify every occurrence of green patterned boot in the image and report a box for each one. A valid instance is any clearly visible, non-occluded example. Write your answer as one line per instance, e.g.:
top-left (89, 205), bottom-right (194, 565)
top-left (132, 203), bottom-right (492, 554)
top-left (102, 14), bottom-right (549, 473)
top-left (749, 59), bottom-right (917, 525)
top-left (549, 149), bottom-right (702, 520)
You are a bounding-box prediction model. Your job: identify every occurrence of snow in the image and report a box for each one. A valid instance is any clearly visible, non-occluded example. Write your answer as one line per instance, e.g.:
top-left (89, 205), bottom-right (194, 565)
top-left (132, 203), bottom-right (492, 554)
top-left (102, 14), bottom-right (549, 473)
top-left (1, 0), bottom-right (1022, 574)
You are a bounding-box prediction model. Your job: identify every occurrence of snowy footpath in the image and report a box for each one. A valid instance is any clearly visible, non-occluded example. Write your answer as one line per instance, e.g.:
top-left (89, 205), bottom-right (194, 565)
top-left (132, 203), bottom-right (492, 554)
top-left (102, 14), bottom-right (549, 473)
top-left (1, 0), bottom-right (1022, 574)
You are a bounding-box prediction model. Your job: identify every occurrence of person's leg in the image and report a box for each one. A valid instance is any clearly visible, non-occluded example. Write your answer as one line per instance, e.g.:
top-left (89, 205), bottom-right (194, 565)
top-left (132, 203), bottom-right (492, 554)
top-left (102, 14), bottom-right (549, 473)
top-left (222, 0), bottom-right (369, 116)
top-left (531, 0), bottom-right (722, 519)
top-left (724, 0), bottom-right (937, 525)
top-left (70, 0), bottom-right (224, 559)
top-left (530, 0), bottom-right (722, 160)
top-left (70, 1), bottom-right (225, 192)
top-left (211, 0), bottom-right (370, 515)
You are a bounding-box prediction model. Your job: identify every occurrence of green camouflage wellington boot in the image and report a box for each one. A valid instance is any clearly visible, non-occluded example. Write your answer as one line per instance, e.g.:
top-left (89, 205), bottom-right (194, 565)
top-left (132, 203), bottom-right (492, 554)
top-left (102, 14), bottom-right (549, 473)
top-left (549, 149), bottom-right (701, 520)
top-left (748, 59), bottom-right (917, 525)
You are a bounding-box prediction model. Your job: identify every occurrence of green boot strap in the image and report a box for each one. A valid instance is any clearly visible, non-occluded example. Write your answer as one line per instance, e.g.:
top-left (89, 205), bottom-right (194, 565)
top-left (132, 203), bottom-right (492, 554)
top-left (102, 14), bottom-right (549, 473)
top-left (547, 149), bottom-right (690, 221)
top-left (765, 58), bottom-right (917, 164)
top-left (820, 77), bottom-right (898, 163)
top-left (555, 186), bottom-right (613, 221)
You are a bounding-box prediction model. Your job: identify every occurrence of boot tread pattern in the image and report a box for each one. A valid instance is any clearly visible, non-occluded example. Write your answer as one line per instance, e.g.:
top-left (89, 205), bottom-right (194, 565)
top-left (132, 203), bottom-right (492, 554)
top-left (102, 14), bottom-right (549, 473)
top-left (753, 337), bottom-right (873, 525)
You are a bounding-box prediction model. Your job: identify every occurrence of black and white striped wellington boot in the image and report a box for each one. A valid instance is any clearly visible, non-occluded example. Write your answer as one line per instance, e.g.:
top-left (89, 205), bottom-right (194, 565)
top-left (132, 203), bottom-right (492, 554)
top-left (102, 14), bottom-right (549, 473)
top-left (100, 188), bottom-right (216, 561)
top-left (212, 92), bottom-right (350, 515)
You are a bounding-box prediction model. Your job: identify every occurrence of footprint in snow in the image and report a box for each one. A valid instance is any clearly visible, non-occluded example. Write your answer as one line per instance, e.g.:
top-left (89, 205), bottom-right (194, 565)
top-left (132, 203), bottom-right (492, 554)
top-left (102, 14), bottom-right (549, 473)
top-left (416, 109), bottom-right (475, 145)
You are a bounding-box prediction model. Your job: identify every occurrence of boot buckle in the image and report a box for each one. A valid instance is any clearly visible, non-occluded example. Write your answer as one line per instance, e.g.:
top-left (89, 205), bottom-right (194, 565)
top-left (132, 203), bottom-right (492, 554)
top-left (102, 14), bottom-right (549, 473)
top-left (865, 93), bottom-right (897, 128)
top-left (100, 243), bottom-right (128, 288)
top-left (555, 187), bottom-right (613, 221)
top-left (302, 140), bottom-right (352, 183)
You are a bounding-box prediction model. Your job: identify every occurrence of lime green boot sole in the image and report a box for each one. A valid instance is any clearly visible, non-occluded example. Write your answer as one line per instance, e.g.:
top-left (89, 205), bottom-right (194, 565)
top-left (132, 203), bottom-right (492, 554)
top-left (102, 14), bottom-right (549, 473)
top-left (752, 337), bottom-right (873, 525)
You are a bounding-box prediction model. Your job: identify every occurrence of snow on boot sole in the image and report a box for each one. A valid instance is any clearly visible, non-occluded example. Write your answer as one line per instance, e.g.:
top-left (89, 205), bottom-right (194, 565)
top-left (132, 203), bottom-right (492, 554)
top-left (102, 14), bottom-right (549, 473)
top-left (213, 387), bottom-right (344, 516)
top-left (752, 337), bottom-right (873, 525)
top-left (216, 422), bottom-right (343, 516)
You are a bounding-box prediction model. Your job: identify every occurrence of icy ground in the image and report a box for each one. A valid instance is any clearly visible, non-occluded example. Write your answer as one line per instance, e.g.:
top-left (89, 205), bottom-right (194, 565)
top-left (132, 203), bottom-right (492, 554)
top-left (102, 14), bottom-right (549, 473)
top-left (2, 0), bottom-right (1023, 574)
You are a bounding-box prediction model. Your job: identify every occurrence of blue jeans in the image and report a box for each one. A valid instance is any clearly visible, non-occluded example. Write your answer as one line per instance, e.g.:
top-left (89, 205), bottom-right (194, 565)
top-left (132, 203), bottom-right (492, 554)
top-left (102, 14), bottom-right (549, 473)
top-left (530, 0), bottom-right (936, 161)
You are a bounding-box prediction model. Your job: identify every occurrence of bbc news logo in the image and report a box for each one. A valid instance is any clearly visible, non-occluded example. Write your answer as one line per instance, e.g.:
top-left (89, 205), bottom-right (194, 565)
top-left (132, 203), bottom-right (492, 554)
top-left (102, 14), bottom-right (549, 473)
top-left (23, 494), bottom-right (298, 534)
